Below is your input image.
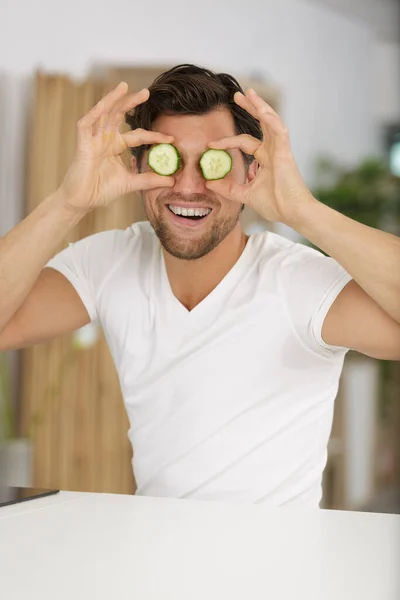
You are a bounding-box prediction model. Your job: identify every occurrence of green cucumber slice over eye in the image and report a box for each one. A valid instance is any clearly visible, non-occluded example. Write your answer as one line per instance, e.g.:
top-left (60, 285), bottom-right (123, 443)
top-left (200, 149), bottom-right (232, 180)
top-left (148, 143), bottom-right (180, 176)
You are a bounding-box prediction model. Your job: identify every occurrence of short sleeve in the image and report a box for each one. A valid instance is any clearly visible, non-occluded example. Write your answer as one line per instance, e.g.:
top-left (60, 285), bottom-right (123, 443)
top-left (278, 244), bottom-right (353, 357)
top-left (45, 229), bottom-right (131, 323)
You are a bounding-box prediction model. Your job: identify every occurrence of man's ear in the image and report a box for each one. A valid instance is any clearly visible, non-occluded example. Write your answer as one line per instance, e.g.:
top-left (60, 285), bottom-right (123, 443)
top-left (246, 160), bottom-right (258, 184)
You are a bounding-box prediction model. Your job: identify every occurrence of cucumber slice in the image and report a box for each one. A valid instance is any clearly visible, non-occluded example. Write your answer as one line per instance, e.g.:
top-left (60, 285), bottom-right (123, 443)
top-left (200, 149), bottom-right (232, 180)
top-left (148, 143), bottom-right (180, 176)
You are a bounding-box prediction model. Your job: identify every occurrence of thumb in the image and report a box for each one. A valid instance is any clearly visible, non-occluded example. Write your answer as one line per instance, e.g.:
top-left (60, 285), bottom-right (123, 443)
top-left (205, 179), bottom-right (246, 204)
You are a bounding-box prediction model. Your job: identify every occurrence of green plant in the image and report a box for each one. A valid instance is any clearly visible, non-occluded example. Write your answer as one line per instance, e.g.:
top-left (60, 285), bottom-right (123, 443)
top-left (303, 156), bottom-right (400, 257)
top-left (0, 352), bottom-right (16, 440)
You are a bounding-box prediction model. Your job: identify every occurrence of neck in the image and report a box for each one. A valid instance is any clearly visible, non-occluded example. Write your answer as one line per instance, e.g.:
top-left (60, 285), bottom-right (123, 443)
top-left (162, 223), bottom-right (249, 311)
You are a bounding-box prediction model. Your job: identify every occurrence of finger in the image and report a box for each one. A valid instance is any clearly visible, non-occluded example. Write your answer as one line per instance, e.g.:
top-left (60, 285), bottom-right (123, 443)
top-left (77, 82), bottom-right (128, 141)
top-left (106, 111), bottom-right (125, 131)
top-left (234, 91), bottom-right (274, 144)
top-left (130, 171), bottom-right (175, 192)
top-left (245, 89), bottom-right (280, 118)
top-left (108, 88), bottom-right (150, 128)
top-left (259, 111), bottom-right (289, 137)
top-left (233, 91), bottom-right (259, 121)
top-left (235, 90), bottom-right (286, 139)
top-left (205, 178), bottom-right (249, 205)
top-left (209, 135), bottom-right (265, 168)
top-left (245, 89), bottom-right (288, 137)
top-left (208, 134), bottom-right (261, 157)
top-left (122, 129), bottom-right (175, 148)
top-left (94, 112), bottom-right (109, 137)
top-left (114, 88), bottom-right (150, 114)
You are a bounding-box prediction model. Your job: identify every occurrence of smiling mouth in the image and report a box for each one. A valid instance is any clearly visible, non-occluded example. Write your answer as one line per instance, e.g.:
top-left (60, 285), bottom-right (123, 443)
top-left (166, 205), bottom-right (212, 221)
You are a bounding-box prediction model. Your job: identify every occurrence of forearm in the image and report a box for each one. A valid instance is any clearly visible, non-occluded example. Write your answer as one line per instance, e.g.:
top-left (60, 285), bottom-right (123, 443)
top-left (0, 189), bottom-right (88, 333)
top-left (289, 198), bottom-right (400, 323)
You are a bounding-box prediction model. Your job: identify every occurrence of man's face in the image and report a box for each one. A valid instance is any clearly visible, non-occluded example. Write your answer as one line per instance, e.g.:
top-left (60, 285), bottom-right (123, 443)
top-left (136, 107), bottom-right (255, 261)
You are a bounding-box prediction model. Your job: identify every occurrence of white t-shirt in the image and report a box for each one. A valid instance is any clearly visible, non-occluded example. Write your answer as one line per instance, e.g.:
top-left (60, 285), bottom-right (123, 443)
top-left (46, 221), bottom-right (353, 508)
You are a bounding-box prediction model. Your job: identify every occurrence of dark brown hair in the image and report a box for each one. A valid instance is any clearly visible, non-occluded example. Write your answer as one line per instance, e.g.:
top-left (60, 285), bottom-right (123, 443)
top-left (125, 64), bottom-right (263, 171)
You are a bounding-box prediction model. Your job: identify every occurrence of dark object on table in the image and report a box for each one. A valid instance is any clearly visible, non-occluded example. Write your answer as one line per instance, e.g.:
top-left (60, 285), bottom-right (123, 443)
top-left (0, 486), bottom-right (59, 508)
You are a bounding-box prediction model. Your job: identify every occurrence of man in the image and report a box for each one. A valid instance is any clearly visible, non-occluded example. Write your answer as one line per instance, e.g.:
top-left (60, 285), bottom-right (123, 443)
top-left (1, 64), bottom-right (399, 507)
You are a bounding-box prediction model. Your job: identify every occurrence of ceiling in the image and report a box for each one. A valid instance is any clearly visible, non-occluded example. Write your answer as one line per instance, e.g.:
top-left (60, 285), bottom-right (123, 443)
top-left (310, 0), bottom-right (400, 42)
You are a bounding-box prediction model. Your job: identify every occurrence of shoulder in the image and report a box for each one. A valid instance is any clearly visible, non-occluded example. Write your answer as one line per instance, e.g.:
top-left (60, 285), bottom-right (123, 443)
top-left (63, 221), bottom-right (157, 276)
top-left (253, 230), bottom-right (351, 300)
top-left (81, 221), bottom-right (158, 286)
top-left (46, 221), bottom-right (158, 292)
top-left (252, 230), bottom-right (328, 268)
top-left (79, 220), bottom-right (156, 258)
top-left (255, 233), bottom-right (352, 357)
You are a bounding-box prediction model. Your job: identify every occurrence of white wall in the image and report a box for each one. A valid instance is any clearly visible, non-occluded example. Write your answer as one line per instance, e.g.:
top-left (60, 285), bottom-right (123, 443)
top-left (342, 357), bottom-right (380, 509)
top-left (0, 0), bottom-right (383, 193)
top-left (373, 41), bottom-right (400, 124)
top-left (308, 0), bottom-right (400, 44)
top-left (0, 74), bottom-right (30, 237)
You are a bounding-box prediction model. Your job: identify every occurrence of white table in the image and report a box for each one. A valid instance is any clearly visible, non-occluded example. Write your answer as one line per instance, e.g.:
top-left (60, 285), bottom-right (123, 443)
top-left (0, 491), bottom-right (399, 599)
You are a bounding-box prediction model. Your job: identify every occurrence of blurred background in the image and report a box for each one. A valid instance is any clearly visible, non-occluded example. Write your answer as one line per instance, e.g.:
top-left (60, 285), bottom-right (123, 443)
top-left (0, 0), bottom-right (399, 513)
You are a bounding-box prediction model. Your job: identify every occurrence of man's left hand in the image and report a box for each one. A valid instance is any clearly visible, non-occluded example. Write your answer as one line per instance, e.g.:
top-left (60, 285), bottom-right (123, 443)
top-left (206, 89), bottom-right (316, 227)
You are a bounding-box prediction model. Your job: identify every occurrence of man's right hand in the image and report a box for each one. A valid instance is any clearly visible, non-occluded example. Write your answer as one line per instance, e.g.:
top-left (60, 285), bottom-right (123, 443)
top-left (58, 82), bottom-right (175, 212)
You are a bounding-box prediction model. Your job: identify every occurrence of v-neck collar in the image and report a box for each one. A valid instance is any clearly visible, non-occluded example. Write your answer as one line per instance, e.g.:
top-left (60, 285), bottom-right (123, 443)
top-left (156, 233), bottom-right (258, 321)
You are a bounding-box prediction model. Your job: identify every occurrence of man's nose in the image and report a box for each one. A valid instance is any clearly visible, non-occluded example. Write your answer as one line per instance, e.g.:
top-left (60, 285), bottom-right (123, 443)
top-left (172, 163), bottom-right (207, 196)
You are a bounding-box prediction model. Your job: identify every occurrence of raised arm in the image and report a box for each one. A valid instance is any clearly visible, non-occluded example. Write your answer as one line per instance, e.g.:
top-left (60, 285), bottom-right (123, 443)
top-left (0, 82), bottom-right (175, 351)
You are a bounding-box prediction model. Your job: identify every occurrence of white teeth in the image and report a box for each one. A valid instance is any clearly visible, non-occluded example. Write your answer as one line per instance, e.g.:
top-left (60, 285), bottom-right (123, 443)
top-left (168, 205), bottom-right (211, 217)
